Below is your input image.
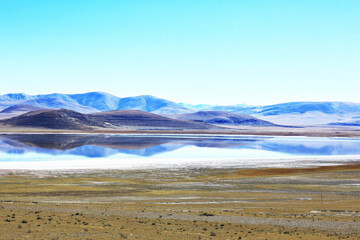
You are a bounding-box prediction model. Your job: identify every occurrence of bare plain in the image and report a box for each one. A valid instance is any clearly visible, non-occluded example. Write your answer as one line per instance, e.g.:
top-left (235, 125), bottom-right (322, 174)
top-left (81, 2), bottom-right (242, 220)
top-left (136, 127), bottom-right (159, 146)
top-left (1, 163), bottom-right (360, 239)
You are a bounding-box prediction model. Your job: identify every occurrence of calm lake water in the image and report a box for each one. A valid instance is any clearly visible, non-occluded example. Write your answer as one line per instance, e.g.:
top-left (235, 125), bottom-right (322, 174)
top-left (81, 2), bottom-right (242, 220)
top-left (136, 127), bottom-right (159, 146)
top-left (1, 134), bottom-right (360, 170)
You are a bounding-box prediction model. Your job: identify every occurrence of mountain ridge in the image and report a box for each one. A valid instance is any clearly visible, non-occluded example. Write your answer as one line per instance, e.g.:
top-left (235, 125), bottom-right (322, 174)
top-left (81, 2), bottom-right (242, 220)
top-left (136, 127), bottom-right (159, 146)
top-left (0, 92), bottom-right (192, 114)
top-left (0, 104), bottom-right (43, 114)
top-left (1, 92), bottom-right (360, 126)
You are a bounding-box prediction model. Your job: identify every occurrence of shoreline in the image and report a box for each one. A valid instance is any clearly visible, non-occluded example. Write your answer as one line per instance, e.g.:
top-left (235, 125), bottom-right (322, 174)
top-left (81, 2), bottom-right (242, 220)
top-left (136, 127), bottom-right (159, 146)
top-left (1, 155), bottom-right (360, 172)
top-left (1, 126), bottom-right (360, 138)
top-left (1, 161), bottom-right (360, 175)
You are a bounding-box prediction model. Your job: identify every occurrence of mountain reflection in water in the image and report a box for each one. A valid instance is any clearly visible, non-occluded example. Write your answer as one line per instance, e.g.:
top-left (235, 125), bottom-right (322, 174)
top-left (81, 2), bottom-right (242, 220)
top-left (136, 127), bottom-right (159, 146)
top-left (1, 134), bottom-right (360, 158)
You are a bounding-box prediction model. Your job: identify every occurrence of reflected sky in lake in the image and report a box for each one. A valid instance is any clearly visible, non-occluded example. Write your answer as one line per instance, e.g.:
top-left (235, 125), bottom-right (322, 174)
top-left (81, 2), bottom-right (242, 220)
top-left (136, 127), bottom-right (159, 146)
top-left (0, 134), bottom-right (360, 170)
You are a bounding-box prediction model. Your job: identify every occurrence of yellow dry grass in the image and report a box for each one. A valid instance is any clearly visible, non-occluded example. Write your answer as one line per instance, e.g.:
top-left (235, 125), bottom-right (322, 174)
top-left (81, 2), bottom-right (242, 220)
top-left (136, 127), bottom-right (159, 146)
top-left (0, 164), bottom-right (359, 239)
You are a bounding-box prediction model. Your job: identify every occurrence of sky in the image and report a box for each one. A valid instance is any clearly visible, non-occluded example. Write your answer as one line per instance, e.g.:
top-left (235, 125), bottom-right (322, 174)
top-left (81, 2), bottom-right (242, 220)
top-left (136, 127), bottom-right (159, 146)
top-left (0, 0), bottom-right (359, 105)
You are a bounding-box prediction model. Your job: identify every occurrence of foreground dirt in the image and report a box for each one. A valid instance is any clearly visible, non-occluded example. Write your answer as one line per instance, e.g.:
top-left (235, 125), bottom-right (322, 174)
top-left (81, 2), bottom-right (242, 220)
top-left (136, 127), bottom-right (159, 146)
top-left (0, 164), bottom-right (360, 239)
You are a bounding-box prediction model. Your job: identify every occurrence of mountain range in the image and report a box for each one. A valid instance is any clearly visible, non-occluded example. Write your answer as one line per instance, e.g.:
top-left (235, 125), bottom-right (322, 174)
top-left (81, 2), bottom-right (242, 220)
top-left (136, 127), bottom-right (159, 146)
top-left (0, 92), bottom-right (360, 126)
top-left (183, 101), bottom-right (360, 126)
top-left (0, 92), bottom-right (191, 114)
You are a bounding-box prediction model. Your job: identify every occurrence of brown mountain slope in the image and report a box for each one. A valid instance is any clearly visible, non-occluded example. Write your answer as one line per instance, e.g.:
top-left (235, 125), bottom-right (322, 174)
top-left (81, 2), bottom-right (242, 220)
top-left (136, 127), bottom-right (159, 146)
top-left (0, 109), bottom-right (217, 130)
top-left (89, 110), bottom-right (215, 130)
top-left (0, 109), bottom-right (105, 130)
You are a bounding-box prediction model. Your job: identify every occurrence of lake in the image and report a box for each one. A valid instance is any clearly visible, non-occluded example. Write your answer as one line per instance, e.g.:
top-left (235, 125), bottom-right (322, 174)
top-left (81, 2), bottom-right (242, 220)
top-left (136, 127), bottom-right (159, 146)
top-left (1, 134), bottom-right (360, 170)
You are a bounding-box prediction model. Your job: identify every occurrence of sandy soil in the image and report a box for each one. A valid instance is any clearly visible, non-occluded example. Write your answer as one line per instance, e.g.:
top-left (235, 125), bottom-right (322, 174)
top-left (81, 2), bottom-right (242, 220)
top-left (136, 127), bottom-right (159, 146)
top-left (1, 164), bottom-right (360, 239)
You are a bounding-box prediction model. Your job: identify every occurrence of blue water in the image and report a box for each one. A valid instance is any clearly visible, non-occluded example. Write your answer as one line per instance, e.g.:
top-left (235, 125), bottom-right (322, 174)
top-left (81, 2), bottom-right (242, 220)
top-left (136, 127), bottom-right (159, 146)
top-left (1, 134), bottom-right (360, 169)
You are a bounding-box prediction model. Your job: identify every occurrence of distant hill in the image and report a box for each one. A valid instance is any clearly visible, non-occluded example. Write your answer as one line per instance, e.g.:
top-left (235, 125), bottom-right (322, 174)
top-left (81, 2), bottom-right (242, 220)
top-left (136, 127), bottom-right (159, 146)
top-left (0, 109), bottom-right (105, 130)
top-left (198, 104), bottom-right (255, 115)
top-left (255, 102), bottom-right (360, 116)
top-left (21, 98), bottom-right (99, 113)
top-left (182, 103), bottom-right (251, 112)
top-left (0, 93), bottom-right (35, 102)
top-left (0, 104), bottom-right (43, 114)
top-left (328, 120), bottom-right (360, 127)
top-left (253, 102), bottom-right (360, 125)
top-left (116, 95), bottom-right (192, 114)
top-left (0, 109), bottom-right (216, 130)
top-left (0, 104), bottom-right (44, 120)
top-left (173, 111), bottom-right (275, 126)
top-left (66, 92), bottom-right (121, 112)
top-left (178, 103), bottom-right (215, 110)
top-left (0, 94), bottom-right (99, 113)
top-left (196, 102), bottom-right (360, 126)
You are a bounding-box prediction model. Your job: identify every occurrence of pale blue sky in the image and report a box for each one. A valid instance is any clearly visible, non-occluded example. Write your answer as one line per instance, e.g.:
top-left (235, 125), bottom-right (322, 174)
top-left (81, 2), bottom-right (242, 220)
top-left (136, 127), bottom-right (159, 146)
top-left (0, 0), bottom-right (359, 105)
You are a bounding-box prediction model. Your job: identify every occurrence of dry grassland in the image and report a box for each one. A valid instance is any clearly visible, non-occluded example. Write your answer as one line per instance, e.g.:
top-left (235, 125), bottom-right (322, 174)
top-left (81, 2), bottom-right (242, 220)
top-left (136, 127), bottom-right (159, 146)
top-left (0, 164), bottom-right (359, 239)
